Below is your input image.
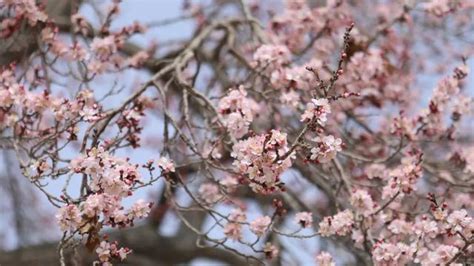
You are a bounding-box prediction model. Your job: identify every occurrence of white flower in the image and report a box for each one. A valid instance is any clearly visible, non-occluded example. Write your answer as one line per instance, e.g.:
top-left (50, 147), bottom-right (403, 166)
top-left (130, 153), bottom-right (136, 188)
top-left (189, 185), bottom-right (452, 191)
top-left (157, 156), bottom-right (175, 173)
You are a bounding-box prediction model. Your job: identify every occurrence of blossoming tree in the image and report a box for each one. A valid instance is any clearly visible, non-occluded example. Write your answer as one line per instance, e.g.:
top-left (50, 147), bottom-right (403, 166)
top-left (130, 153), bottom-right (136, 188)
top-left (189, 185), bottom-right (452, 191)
top-left (0, 0), bottom-right (473, 265)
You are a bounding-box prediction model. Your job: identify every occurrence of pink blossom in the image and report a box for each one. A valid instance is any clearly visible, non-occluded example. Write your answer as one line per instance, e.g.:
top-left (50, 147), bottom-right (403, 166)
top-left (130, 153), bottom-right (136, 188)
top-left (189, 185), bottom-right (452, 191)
top-left (253, 44), bottom-right (291, 67)
top-left (280, 90), bottom-right (300, 107)
top-left (318, 210), bottom-right (354, 237)
top-left (96, 241), bottom-right (112, 263)
top-left (446, 209), bottom-right (473, 235)
top-left (263, 242), bottom-right (279, 260)
top-left (217, 86), bottom-right (259, 139)
top-left (250, 216), bottom-right (271, 236)
top-left (129, 199), bottom-right (152, 219)
top-left (198, 183), bottom-right (221, 204)
top-left (294, 212), bottom-right (313, 228)
top-left (350, 189), bottom-right (374, 215)
top-left (301, 98), bottom-right (331, 125)
top-left (219, 176), bottom-right (239, 191)
top-left (319, 210), bottom-right (354, 236)
top-left (418, 245), bottom-right (459, 266)
top-left (71, 13), bottom-right (89, 35)
top-left (79, 105), bottom-right (102, 122)
top-left (56, 204), bottom-right (82, 232)
top-left (127, 51), bottom-right (149, 68)
top-left (315, 251), bottom-right (335, 266)
top-left (310, 135), bottom-right (342, 163)
top-left (224, 208), bottom-right (246, 241)
top-left (414, 218), bottom-right (439, 239)
top-left (372, 242), bottom-right (414, 265)
top-left (421, 0), bottom-right (461, 16)
top-left (157, 156), bottom-right (176, 173)
top-left (82, 194), bottom-right (104, 218)
top-left (352, 229), bottom-right (364, 248)
top-left (91, 36), bottom-right (118, 60)
top-left (231, 130), bottom-right (292, 193)
top-left (382, 151), bottom-right (422, 199)
top-left (388, 219), bottom-right (412, 235)
top-left (95, 240), bottom-right (131, 264)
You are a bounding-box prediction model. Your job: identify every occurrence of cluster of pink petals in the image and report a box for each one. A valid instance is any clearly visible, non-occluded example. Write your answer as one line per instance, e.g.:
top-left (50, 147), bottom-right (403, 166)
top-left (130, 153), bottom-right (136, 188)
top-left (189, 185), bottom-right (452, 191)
top-left (421, 0), bottom-right (463, 16)
top-left (318, 209), bottom-right (354, 237)
top-left (252, 44), bottom-right (291, 68)
top-left (1, 0), bottom-right (47, 28)
top-left (415, 245), bottom-right (460, 266)
top-left (372, 242), bottom-right (414, 266)
top-left (445, 209), bottom-right (474, 237)
top-left (315, 251), bottom-right (335, 266)
top-left (57, 147), bottom-right (152, 231)
top-left (294, 212), bottom-right (313, 228)
top-left (0, 67), bottom-right (99, 134)
top-left (301, 98), bottom-right (332, 125)
top-left (250, 216), bottom-right (272, 237)
top-left (231, 130), bottom-right (293, 193)
top-left (310, 135), bottom-right (342, 163)
top-left (219, 176), bottom-right (239, 192)
top-left (198, 183), bottom-right (221, 205)
top-left (280, 90), bottom-right (300, 108)
top-left (217, 86), bottom-right (260, 139)
top-left (350, 189), bottom-right (375, 215)
top-left (156, 156), bottom-right (176, 173)
top-left (263, 242), bottom-right (279, 260)
top-left (95, 240), bottom-right (131, 265)
top-left (382, 150), bottom-right (422, 199)
top-left (224, 208), bottom-right (246, 241)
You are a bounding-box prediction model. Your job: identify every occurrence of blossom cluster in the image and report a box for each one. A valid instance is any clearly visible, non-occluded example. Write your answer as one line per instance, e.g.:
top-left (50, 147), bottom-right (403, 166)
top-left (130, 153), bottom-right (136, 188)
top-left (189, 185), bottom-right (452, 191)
top-left (198, 183), bottom-right (221, 205)
top-left (350, 189), bottom-right (375, 216)
top-left (309, 135), bottom-right (342, 163)
top-left (318, 209), bottom-right (354, 237)
top-left (250, 216), bottom-right (272, 237)
top-left (223, 208), bottom-right (247, 241)
top-left (217, 86), bottom-right (260, 139)
top-left (252, 44), bottom-right (291, 69)
top-left (231, 130), bottom-right (293, 193)
top-left (95, 240), bottom-right (132, 265)
top-left (301, 98), bottom-right (332, 126)
top-left (57, 147), bottom-right (151, 238)
top-left (0, 0), bottom-right (47, 38)
top-left (315, 251), bottom-right (335, 266)
top-left (294, 212), bottom-right (313, 228)
top-left (381, 149), bottom-right (423, 200)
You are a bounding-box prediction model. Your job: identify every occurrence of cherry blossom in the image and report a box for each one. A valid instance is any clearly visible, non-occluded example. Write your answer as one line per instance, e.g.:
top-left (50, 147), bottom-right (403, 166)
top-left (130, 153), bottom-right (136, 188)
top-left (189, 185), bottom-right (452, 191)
top-left (294, 212), bottom-right (313, 228)
top-left (310, 135), bottom-right (342, 163)
top-left (198, 183), bottom-right (221, 205)
top-left (372, 242), bottom-right (414, 266)
top-left (224, 208), bottom-right (246, 241)
top-left (350, 189), bottom-right (375, 215)
top-left (156, 156), bottom-right (176, 173)
top-left (56, 204), bottom-right (82, 232)
top-left (217, 86), bottom-right (259, 139)
top-left (315, 251), bottom-right (335, 266)
top-left (250, 216), bottom-right (272, 237)
top-left (300, 98), bottom-right (331, 125)
top-left (2, 0), bottom-right (474, 265)
top-left (263, 242), bottom-right (279, 260)
top-left (253, 44), bottom-right (291, 68)
top-left (231, 130), bottom-right (293, 193)
top-left (318, 210), bottom-right (354, 237)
